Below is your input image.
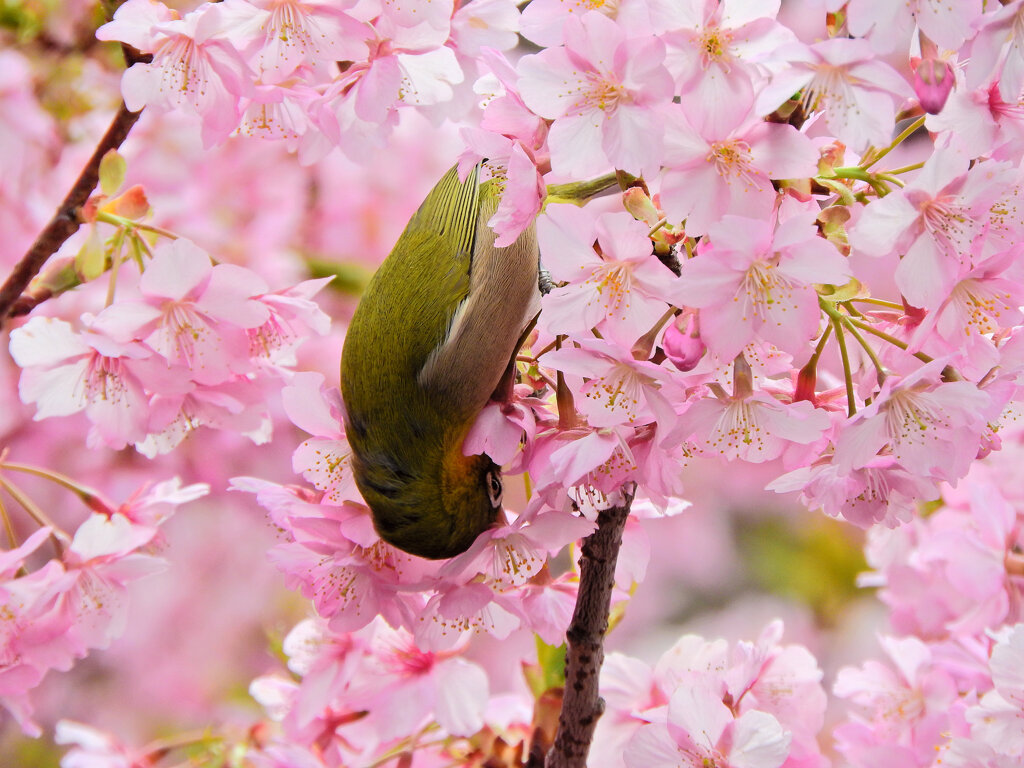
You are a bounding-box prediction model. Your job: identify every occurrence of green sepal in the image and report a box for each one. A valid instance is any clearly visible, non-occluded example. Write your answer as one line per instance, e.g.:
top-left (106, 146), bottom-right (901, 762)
top-left (75, 227), bottom-right (106, 281)
top-left (98, 149), bottom-right (127, 197)
top-left (524, 635), bottom-right (566, 699)
top-left (817, 278), bottom-right (863, 303)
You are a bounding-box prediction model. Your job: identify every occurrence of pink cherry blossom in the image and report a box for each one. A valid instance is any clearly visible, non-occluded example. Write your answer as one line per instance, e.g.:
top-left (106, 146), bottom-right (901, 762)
top-left (93, 238), bottom-right (269, 385)
top-left (90, 0), bottom-right (177, 51)
top-left (625, 681), bottom-right (792, 768)
top-left (590, 652), bottom-right (663, 768)
top-left (834, 635), bottom-right (959, 768)
top-left (0, 532), bottom-right (76, 736)
top-left (226, 0), bottom-right (370, 84)
top-left (833, 362), bottom-right (994, 484)
top-left (908, 244), bottom-right (1024, 378)
top-left (463, 384), bottom-right (544, 468)
top-left (649, 0), bottom-right (799, 133)
top-left (761, 38), bottom-right (913, 152)
top-left (518, 0), bottom-right (654, 50)
top-left (9, 317), bottom-right (160, 450)
top-left (441, 501), bottom-right (595, 592)
top-left (450, 0), bottom-right (520, 56)
top-left (671, 213), bottom-right (849, 361)
top-left (542, 338), bottom-right (680, 429)
top-left (861, 477), bottom-right (1024, 639)
top-left (248, 276), bottom-right (333, 368)
top-left (413, 581), bottom-right (521, 650)
top-left (138, 377), bottom-right (272, 457)
top-left (354, 620), bottom-right (490, 739)
top-left (55, 720), bottom-right (147, 768)
top-left (672, 385), bottom-right (831, 465)
top-left (322, 0), bottom-right (462, 127)
top-left (61, 511), bottom-right (175, 651)
top-left (966, 623), bottom-right (1024, 757)
top-left (928, 81), bottom-right (1024, 161)
top-left (968, 1), bottom-right (1024, 102)
top-left (913, 57), bottom-right (955, 115)
top-left (658, 104), bottom-right (819, 236)
top-left (282, 372), bottom-right (360, 505)
top-left (846, 0), bottom-right (982, 54)
top-left (537, 206), bottom-right (678, 347)
top-left (849, 147), bottom-right (1016, 309)
top-left (517, 11), bottom-right (674, 177)
top-left (662, 313), bottom-right (706, 372)
top-left (529, 425), bottom-right (639, 502)
top-left (98, 1), bottom-right (255, 146)
top-left (769, 456), bottom-right (940, 529)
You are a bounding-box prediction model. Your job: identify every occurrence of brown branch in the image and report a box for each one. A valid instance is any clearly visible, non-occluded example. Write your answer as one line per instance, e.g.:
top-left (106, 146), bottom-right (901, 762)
top-left (545, 485), bottom-right (635, 768)
top-left (0, 38), bottom-right (151, 326)
top-left (0, 101), bottom-right (142, 324)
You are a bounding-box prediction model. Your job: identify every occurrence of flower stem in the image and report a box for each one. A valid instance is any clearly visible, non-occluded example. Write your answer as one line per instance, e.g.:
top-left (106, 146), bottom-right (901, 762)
top-left (850, 297), bottom-right (905, 310)
top-left (885, 161), bottom-right (925, 175)
top-left (820, 301), bottom-right (857, 416)
top-left (105, 228), bottom-right (125, 306)
top-left (843, 319), bottom-right (888, 384)
top-left (142, 730), bottom-right (224, 763)
top-left (0, 476), bottom-right (66, 556)
top-left (0, 495), bottom-right (16, 549)
top-left (861, 116), bottom-right (927, 170)
top-left (545, 173), bottom-right (620, 206)
top-left (0, 462), bottom-right (110, 510)
top-left (845, 316), bottom-right (935, 364)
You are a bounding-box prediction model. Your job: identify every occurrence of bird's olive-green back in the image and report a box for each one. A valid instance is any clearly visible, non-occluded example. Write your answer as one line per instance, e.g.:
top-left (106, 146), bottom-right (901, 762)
top-left (340, 164), bottom-right (537, 559)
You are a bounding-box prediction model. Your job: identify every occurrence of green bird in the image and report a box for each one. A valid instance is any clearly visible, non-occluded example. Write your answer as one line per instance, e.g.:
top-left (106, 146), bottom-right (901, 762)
top-left (340, 164), bottom-right (540, 559)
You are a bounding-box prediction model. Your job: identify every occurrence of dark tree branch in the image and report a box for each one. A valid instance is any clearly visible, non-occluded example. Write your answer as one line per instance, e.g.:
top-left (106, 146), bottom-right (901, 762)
top-left (0, 40), bottom-right (151, 326)
top-left (545, 485), bottom-right (636, 768)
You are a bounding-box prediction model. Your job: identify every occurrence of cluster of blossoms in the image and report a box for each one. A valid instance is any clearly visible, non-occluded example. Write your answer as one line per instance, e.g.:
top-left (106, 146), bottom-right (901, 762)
top-left (0, 478), bottom-right (207, 735)
top-left (825, 438), bottom-right (1024, 768)
top-left (9, 238), bottom-right (331, 456)
top-left (5, 0), bottom-right (1024, 765)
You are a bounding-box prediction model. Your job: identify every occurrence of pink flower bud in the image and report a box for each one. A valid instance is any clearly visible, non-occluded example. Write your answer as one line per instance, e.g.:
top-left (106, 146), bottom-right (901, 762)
top-left (662, 314), bottom-right (705, 372)
top-left (913, 57), bottom-right (955, 115)
top-left (622, 187), bottom-right (660, 227)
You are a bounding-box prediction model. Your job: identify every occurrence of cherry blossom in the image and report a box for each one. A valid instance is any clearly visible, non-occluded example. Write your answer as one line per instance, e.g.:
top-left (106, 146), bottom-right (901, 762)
top-left (850, 148), bottom-right (1018, 310)
top-left (761, 37), bottom-right (912, 152)
top-left (649, 0), bottom-right (799, 133)
top-left (834, 635), bottom-right (960, 768)
top-left (968, 1), bottom-right (1024, 101)
top-left (98, 0), bottom-right (255, 145)
top-left (9, 317), bottom-right (161, 450)
top-left (672, 212), bottom-right (849, 360)
top-left (833, 362), bottom-right (994, 484)
top-left (537, 207), bottom-right (678, 347)
top-left (626, 681), bottom-right (791, 768)
top-left (965, 623), bottom-right (1024, 758)
top-left (517, 11), bottom-right (674, 177)
top-left (93, 237), bottom-right (269, 384)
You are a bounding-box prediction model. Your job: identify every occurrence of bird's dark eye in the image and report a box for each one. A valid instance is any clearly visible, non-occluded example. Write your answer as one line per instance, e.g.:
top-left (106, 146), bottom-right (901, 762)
top-left (485, 469), bottom-right (503, 508)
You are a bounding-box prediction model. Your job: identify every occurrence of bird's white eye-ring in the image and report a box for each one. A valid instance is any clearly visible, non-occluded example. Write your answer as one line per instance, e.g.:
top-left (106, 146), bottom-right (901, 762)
top-left (486, 470), bottom-right (503, 508)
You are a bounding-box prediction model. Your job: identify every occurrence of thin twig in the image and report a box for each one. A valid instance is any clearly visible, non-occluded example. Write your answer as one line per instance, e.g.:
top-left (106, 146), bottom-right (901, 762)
top-left (0, 36), bottom-right (151, 325)
top-left (0, 102), bottom-right (143, 323)
top-left (545, 484), bottom-right (635, 768)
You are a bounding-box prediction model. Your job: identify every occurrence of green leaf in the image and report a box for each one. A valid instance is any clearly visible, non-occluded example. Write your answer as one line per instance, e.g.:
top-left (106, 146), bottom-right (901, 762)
top-left (536, 636), bottom-right (566, 691)
top-left (99, 149), bottom-right (127, 197)
top-left (75, 228), bottom-right (106, 281)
